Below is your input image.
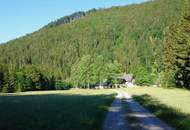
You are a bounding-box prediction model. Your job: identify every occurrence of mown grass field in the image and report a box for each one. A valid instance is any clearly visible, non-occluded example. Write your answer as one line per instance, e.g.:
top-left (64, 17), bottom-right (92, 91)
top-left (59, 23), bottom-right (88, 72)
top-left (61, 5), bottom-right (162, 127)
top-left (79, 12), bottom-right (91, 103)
top-left (124, 87), bottom-right (190, 130)
top-left (0, 89), bottom-right (115, 130)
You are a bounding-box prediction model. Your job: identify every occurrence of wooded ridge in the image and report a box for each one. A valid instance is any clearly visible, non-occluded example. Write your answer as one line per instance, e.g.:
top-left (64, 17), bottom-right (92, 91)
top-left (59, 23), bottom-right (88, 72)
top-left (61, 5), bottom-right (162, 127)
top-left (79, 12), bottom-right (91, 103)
top-left (0, 0), bottom-right (189, 92)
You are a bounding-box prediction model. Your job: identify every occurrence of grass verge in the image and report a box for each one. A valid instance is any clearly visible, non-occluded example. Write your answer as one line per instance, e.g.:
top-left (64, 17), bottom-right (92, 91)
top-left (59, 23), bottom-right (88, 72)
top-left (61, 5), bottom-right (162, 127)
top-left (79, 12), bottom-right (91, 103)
top-left (124, 87), bottom-right (190, 130)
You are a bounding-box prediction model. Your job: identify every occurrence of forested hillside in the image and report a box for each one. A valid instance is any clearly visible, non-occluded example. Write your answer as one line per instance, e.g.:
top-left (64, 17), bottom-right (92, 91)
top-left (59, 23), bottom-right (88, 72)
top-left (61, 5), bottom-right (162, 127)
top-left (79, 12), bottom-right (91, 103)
top-left (0, 0), bottom-right (189, 92)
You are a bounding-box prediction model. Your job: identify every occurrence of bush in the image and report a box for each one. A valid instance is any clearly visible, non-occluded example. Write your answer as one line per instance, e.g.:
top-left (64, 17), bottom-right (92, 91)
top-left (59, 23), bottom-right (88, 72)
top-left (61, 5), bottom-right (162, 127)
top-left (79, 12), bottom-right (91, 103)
top-left (55, 81), bottom-right (72, 90)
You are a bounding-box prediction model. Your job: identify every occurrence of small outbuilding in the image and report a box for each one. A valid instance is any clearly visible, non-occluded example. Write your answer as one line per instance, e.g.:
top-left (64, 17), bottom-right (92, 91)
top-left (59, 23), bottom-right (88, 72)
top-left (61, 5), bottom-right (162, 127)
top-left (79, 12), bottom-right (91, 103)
top-left (118, 74), bottom-right (135, 87)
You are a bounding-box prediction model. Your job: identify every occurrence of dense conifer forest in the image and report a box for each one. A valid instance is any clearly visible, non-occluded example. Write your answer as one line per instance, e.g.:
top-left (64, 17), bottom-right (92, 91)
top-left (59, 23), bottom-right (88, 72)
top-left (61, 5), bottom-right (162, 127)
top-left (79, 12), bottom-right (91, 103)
top-left (0, 0), bottom-right (189, 92)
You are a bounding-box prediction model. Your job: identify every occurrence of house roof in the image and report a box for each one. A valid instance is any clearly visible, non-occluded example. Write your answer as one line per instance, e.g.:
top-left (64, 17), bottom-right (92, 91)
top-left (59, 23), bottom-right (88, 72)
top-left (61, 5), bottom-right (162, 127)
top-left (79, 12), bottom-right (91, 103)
top-left (118, 74), bottom-right (133, 82)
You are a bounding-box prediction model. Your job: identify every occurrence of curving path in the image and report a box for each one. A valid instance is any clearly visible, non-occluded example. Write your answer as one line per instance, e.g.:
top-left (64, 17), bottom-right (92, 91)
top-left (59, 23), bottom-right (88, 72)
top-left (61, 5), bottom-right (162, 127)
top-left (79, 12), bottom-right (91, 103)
top-left (102, 90), bottom-right (175, 130)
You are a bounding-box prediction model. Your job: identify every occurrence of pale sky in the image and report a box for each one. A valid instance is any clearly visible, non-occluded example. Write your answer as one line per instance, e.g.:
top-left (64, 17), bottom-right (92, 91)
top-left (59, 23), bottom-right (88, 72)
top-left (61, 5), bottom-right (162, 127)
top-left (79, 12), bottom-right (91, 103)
top-left (0, 0), bottom-right (147, 43)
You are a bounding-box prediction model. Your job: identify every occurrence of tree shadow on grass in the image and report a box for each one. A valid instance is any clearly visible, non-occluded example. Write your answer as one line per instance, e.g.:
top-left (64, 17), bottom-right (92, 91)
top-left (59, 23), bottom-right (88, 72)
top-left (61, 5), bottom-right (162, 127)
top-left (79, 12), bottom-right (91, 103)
top-left (132, 94), bottom-right (190, 130)
top-left (0, 93), bottom-right (115, 130)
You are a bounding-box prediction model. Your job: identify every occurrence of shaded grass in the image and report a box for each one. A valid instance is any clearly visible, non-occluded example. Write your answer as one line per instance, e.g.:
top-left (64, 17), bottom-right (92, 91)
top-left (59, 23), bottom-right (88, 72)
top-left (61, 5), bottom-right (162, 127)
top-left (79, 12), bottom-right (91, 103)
top-left (124, 87), bottom-right (190, 130)
top-left (0, 89), bottom-right (115, 130)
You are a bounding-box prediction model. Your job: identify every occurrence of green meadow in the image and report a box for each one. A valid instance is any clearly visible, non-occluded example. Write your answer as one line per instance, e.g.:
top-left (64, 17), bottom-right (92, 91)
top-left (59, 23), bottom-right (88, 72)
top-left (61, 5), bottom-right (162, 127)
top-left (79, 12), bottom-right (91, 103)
top-left (0, 89), bottom-right (115, 130)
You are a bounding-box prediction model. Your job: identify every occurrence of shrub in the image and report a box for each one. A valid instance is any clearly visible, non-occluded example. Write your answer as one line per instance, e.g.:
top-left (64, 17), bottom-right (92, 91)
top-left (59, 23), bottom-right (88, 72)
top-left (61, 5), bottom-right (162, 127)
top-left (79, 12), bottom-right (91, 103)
top-left (55, 81), bottom-right (72, 90)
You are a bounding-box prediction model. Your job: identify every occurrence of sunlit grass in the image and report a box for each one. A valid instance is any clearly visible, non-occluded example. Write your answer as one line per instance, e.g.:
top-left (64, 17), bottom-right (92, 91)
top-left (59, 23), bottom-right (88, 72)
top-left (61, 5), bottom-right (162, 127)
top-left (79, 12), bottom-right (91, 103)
top-left (0, 89), bottom-right (115, 130)
top-left (123, 87), bottom-right (190, 130)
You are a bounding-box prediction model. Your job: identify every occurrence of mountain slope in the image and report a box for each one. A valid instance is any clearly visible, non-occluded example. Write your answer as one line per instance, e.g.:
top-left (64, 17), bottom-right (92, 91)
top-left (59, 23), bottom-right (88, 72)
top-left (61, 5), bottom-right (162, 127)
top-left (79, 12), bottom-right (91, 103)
top-left (0, 0), bottom-right (187, 80)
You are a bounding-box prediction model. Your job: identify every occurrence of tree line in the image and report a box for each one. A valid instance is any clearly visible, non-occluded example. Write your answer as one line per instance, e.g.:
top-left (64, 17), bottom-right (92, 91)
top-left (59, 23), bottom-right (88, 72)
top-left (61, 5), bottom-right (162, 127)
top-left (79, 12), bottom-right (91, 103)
top-left (71, 55), bottom-right (123, 88)
top-left (0, 64), bottom-right (72, 92)
top-left (44, 9), bottom-right (97, 28)
top-left (0, 54), bottom-right (155, 92)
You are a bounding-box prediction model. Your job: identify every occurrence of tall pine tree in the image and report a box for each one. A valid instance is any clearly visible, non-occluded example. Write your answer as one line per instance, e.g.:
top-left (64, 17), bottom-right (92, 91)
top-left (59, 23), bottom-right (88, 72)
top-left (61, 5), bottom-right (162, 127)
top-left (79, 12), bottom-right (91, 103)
top-left (163, 1), bottom-right (190, 88)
